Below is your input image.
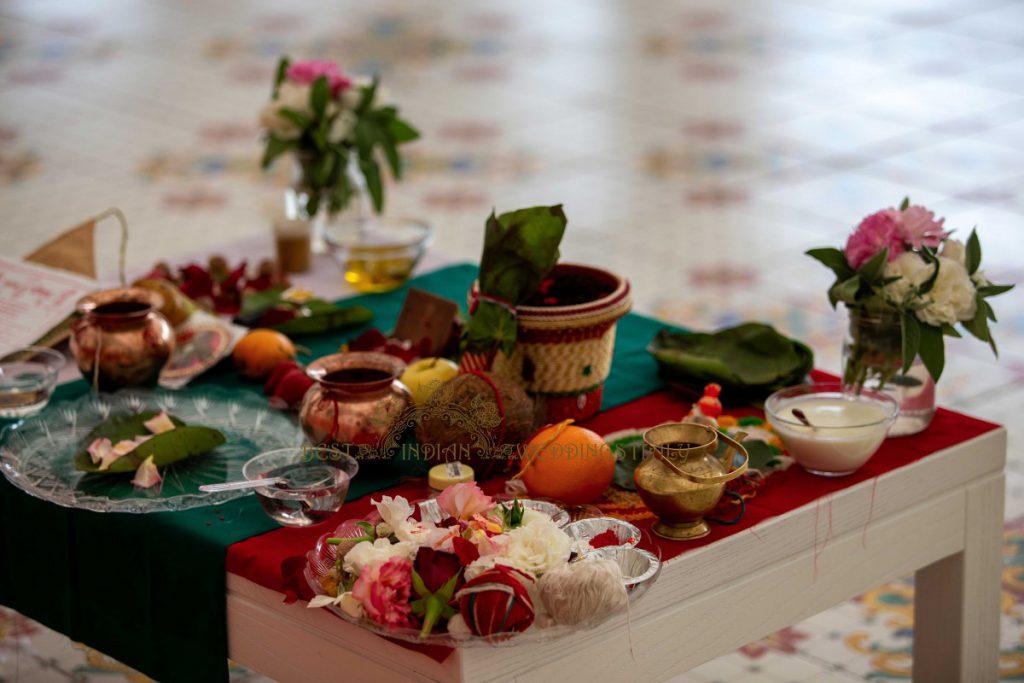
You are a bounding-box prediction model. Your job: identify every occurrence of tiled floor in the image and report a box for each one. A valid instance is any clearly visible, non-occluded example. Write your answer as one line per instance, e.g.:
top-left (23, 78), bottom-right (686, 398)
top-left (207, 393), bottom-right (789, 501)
top-left (1, 0), bottom-right (1023, 680)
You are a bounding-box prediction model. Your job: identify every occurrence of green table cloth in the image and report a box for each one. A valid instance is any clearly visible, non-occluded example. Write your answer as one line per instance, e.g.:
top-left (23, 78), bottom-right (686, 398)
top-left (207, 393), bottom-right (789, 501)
top-left (0, 264), bottom-right (667, 682)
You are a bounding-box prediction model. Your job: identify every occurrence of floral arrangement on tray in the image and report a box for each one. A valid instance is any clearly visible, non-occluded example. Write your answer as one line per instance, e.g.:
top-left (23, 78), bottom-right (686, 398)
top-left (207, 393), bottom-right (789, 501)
top-left (807, 199), bottom-right (1013, 388)
top-left (259, 57), bottom-right (419, 217)
top-left (305, 483), bottom-right (658, 645)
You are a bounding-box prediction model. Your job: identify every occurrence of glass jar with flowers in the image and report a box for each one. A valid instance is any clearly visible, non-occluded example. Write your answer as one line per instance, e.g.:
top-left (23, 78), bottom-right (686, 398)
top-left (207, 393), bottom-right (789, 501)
top-left (808, 199), bottom-right (1014, 436)
top-left (258, 57), bottom-right (420, 258)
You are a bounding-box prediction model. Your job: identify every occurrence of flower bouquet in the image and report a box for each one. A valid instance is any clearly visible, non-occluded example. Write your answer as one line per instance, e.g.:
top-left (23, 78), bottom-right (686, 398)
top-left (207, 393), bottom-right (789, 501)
top-left (808, 199), bottom-right (1013, 434)
top-left (305, 483), bottom-right (659, 645)
top-left (259, 58), bottom-right (419, 252)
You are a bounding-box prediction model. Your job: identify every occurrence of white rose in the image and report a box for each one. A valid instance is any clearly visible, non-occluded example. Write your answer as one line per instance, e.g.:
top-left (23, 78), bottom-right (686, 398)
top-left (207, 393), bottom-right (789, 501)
top-left (498, 517), bottom-right (571, 577)
top-left (342, 538), bottom-right (416, 575)
top-left (329, 111), bottom-right (357, 144)
top-left (916, 257), bottom-right (977, 327)
top-left (258, 82), bottom-right (312, 139)
top-left (882, 252), bottom-right (932, 306)
top-left (519, 507), bottom-right (550, 527)
top-left (940, 238), bottom-right (966, 266)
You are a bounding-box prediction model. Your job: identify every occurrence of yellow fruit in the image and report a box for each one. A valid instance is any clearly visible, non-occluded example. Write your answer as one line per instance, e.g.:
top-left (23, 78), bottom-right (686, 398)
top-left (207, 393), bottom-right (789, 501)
top-left (400, 358), bottom-right (460, 404)
top-left (232, 329), bottom-right (296, 380)
top-left (518, 420), bottom-right (615, 504)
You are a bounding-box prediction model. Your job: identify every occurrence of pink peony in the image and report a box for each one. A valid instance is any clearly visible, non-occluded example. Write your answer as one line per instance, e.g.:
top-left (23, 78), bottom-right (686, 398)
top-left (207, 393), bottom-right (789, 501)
top-left (286, 59), bottom-right (352, 96)
top-left (844, 209), bottom-right (904, 270)
top-left (898, 205), bottom-right (948, 249)
top-left (351, 556), bottom-right (416, 630)
top-left (437, 482), bottom-right (494, 521)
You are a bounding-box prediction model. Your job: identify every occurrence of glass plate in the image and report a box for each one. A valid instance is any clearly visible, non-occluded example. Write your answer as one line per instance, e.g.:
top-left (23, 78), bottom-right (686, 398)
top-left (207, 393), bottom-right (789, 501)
top-left (0, 388), bottom-right (303, 513)
top-left (303, 501), bottom-right (661, 647)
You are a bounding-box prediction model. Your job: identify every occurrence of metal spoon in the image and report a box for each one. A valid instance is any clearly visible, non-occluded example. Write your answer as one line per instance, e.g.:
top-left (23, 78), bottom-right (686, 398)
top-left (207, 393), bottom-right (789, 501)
top-left (199, 477), bottom-right (286, 493)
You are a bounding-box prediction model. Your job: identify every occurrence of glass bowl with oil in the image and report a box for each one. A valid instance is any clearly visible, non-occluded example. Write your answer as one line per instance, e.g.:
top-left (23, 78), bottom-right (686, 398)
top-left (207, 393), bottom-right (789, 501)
top-left (324, 217), bottom-right (431, 294)
top-left (0, 346), bottom-right (66, 418)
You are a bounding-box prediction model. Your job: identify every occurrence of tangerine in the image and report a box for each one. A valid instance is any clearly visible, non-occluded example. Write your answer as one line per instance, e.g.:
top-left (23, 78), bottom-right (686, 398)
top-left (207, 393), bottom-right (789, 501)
top-left (233, 329), bottom-right (296, 380)
top-left (517, 420), bottom-right (615, 504)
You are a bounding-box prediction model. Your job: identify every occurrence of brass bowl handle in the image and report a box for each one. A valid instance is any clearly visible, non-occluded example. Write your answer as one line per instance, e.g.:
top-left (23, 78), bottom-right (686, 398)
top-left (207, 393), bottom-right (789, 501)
top-left (650, 430), bottom-right (749, 485)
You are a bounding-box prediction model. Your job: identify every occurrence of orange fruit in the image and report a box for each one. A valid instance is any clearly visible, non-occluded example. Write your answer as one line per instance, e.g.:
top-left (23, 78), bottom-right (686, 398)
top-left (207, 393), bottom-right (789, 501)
top-left (517, 420), bottom-right (616, 504)
top-left (233, 329), bottom-right (296, 380)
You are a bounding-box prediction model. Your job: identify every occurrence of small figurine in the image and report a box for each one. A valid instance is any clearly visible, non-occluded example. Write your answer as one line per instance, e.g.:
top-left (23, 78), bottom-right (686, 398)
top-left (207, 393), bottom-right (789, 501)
top-left (683, 383), bottom-right (723, 426)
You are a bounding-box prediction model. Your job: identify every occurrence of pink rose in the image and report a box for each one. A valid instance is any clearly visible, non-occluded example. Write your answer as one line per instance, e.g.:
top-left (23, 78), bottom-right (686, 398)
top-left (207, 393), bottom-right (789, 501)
top-left (844, 209), bottom-right (904, 270)
top-left (437, 482), bottom-right (494, 521)
top-left (351, 556), bottom-right (416, 630)
top-left (898, 205), bottom-right (948, 249)
top-left (286, 59), bottom-right (352, 96)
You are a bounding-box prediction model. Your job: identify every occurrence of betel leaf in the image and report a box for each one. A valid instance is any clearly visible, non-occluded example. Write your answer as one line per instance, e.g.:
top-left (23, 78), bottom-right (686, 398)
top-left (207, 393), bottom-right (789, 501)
top-left (272, 303), bottom-right (374, 336)
top-left (965, 228), bottom-right (982, 276)
top-left (917, 322), bottom-right (945, 381)
top-left (463, 205), bottom-right (567, 356)
top-left (73, 413), bottom-right (225, 474)
top-left (806, 248), bottom-right (854, 280)
top-left (900, 311), bottom-right (921, 373)
top-left (649, 324), bottom-right (814, 391)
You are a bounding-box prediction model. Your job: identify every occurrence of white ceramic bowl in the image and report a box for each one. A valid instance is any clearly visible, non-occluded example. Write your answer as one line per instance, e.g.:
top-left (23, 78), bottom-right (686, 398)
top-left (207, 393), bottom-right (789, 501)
top-left (765, 383), bottom-right (898, 477)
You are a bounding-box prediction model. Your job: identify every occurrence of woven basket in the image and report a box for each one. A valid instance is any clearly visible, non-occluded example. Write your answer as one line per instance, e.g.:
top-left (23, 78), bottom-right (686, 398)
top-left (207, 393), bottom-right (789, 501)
top-left (465, 263), bottom-right (632, 422)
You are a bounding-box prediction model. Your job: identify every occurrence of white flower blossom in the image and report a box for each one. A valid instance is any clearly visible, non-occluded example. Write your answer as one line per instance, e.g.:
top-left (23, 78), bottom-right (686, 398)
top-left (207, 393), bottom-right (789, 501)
top-left (258, 82), bottom-right (312, 140)
top-left (882, 252), bottom-right (933, 307)
top-left (940, 238), bottom-right (966, 266)
top-left (329, 111), bottom-right (357, 144)
top-left (342, 538), bottom-right (416, 576)
top-left (496, 516), bottom-right (571, 577)
top-left (915, 257), bottom-right (977, 326)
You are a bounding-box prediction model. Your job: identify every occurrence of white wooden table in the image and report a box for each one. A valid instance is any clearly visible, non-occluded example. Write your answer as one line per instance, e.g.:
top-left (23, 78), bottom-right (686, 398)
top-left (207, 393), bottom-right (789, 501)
top-left (225, 426), bottom-right (1006, 683)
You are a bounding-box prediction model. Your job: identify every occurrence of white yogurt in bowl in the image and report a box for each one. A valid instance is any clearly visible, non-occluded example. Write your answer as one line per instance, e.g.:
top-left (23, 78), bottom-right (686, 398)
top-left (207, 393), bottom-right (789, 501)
top-left (765, 383), bottom-right (899, 476)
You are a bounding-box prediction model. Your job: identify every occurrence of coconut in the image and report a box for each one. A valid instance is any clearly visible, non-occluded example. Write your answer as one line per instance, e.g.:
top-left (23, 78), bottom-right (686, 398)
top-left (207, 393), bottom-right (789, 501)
top-left (414, 372), bottom-right (535, 478)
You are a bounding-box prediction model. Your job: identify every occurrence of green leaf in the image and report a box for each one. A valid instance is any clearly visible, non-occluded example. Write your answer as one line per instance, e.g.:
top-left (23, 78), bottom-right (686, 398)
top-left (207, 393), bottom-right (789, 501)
top-left (272, 304), bottom-right (374, 336)
top-left (899, 196), bottom-right (910, 211)
top-left (356, 77), bottom-right (379, 115)
top-left (918, 258), bottom-right (940, 295)
top-left (917, 323), bottom-right (945, 382)
top-left (74, 415), bottom-right (225, 474)
top-left (306, 193), bottom-right (320, 217)
top-left (962, 294), bottom-right (992, 342)
top-left (806, 248), bottom-right (854, 280)
top-left (277, 107), bottom-right (311, 130)
top-left (410, 568), bottom-right (430, 599)
top-left (977, 283), bottom-right (1014, 297)
top-left (261, 135), bottom-right (296, 169)
top-left (900, 312), bottom-right (921, 374)
top-left (310, 76), bottom-right (330, 119)
top-left (359, 157), bottom-right (384, 212)
top-left (982, 298), bottom-right (997, 323)
top-left (857, 247), bottom-right (888, 284)
top-left (380, 136), bottom-right (402, 178)
top-left (829, 275), bottom-right (861, 306)
top-left (272, 56), bottom-right (291, 98)
top-left (386, 117), bottom-right (420, 143)
top-left (313, 152), bottom-right (336, 187)
top-left (965, 228), bottom-right (982, 276)
top-left (239, 284), bottom-right (288, 318)
top-left (940, 323), bottom-right (962, 338)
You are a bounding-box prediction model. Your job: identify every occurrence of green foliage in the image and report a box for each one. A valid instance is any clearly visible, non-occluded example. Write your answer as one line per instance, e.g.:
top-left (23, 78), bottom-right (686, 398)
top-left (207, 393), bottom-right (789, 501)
top-left (462, 205), bottom-right (568, 357)
top-left (260, 58), bottom-right (420, 217)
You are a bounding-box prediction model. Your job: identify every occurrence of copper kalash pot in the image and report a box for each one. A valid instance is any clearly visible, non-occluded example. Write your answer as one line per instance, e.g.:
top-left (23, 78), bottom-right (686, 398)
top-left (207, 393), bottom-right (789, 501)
top-left (299, 352), bottom-right (412, 460)
top-left (70, 287), bottom-right (175, 391)
top-left (635, 422), bottom-right (748, 541)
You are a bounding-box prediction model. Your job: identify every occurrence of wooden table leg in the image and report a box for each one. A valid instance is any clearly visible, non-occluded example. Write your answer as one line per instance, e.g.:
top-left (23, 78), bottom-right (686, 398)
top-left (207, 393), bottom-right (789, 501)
top-left (912, 473), bottom-right (1005, 682)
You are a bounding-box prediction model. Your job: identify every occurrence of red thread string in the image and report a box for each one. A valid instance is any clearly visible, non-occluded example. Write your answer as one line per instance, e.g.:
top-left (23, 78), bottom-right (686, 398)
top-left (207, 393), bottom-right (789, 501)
top-left (862, 476), bottom-right (879, 549)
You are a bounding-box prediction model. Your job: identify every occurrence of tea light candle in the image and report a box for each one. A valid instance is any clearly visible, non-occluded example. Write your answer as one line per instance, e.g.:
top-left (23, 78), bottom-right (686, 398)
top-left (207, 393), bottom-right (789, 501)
top-left (766, 386), bottom-right (898, 477)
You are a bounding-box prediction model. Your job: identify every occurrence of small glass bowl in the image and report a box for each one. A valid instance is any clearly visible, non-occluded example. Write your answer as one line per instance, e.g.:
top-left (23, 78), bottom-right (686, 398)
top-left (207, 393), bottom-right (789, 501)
top-left (242, 447), bottom-right (359, 527)
top-left (0, 346), bottom-right (66, 418)
top-left (765, 383), bottom-right (899, 477)
top-left (324, 217), bottom-right (431, 294)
